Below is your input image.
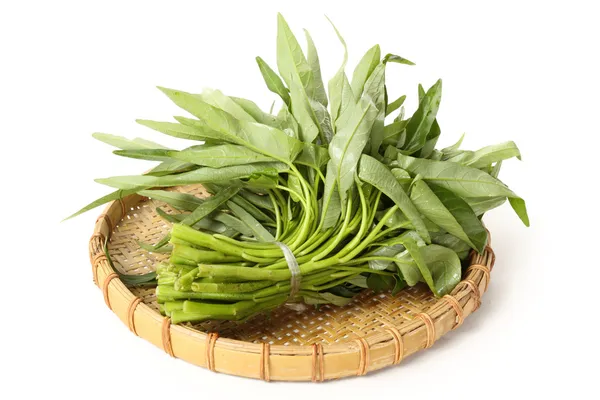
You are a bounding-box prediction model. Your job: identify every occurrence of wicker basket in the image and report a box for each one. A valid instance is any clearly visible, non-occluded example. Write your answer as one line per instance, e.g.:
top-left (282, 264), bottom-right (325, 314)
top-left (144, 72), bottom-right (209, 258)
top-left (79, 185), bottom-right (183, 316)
top-left (89, 185), bottom-right (495, 382)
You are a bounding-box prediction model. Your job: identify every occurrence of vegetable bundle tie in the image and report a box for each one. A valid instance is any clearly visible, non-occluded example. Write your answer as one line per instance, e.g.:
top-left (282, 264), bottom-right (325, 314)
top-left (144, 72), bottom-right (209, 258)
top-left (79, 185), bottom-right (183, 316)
top-left (70, 14), bottom-right (529, 324)
top-left (274, 241), bottom-right (301, 299)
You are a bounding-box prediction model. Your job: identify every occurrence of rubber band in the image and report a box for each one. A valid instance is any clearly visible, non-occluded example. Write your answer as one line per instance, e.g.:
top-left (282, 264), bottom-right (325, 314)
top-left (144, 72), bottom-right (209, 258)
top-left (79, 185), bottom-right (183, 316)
top-left (274, 242), bottom-right (301, 298)
top-left (311, 343), bottom-right (324, 382)
top-left (162, 317), bottom-right (174, 357)
top-left (127, 297), bottom-right (143, 336)
top-left (260, 342), bottom-right (270, 381)
top-left (442, 295), bottom-right (464, 329)
top-left (102, 273), bottom-right (119, 310)
top-left (416, 313), bottom-right (436, 349)
top-left (206, 333), bottom-right (219, 372)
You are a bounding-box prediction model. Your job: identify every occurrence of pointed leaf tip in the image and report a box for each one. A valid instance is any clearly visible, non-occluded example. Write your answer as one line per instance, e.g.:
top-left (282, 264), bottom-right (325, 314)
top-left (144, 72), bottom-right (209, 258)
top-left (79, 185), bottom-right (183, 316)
top-left (157, 86), bottom-right (178, 96)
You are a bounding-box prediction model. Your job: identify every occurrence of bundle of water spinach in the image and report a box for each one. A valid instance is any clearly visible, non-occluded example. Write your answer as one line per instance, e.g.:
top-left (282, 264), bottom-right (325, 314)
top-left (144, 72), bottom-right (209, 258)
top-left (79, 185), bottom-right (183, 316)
top-left (71, 14), bottom-right (529, 324)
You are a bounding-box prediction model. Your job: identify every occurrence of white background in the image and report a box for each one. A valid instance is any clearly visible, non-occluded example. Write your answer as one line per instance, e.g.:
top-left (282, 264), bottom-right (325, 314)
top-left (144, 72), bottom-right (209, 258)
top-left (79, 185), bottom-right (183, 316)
top-left (1, 1), bottom-right (598, 398)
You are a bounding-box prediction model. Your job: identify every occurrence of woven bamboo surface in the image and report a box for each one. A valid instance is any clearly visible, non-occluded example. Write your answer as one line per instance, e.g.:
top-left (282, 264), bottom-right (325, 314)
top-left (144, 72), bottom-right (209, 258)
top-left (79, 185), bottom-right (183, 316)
top-left (89, 185), bottom-right (495, 381)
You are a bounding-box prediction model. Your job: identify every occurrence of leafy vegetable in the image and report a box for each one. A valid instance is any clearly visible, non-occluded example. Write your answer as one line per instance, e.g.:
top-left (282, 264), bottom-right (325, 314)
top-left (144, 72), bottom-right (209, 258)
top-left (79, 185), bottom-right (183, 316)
top-left (72, 14), bottom-right (528, 324)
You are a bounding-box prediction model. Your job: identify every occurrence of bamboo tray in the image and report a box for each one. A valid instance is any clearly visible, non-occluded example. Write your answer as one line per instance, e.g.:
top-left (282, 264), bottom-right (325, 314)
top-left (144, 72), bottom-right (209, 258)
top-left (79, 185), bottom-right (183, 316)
top-left (89, 185), bottom-right (495, 382)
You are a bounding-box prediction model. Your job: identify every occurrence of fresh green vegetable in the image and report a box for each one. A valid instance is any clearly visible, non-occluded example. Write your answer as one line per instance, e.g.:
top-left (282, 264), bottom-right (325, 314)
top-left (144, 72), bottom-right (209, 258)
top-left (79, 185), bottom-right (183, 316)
top-left (71, 14), bottom-right (528, 323)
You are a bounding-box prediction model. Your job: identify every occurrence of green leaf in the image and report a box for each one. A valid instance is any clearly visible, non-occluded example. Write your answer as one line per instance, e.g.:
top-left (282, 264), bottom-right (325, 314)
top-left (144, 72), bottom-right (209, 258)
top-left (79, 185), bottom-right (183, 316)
top-left (275, 105), bottom-right (299, 138)
top-left (367, 274), bottom-right (396, 292)
top-left (391, 168), bottom-right (411, 191)
top-left (441, 133), bottom-right (465, 154)
top-left (304, 29), bottom-right (328, 107)
top-left (393, 238), bottom-right (460, 296)
top-left (395, 252), bottom-right (423, 286)
top-left (420, 244), bottom-right (461, 296)
top-left (508, 197), bottom-right (530, 226)
top-left (346, 275), bottom-right (369, 289)
top-left (394, 153), bottom-right (529, 226)
top-left (92, 133), bottom-right (169, 150)
top-left (445, 141), bottom-right (521, 168)
top-left (368, 244), bottom-right (405, 270)
top-left (429, 150), bottom-right (443, 161)
top-left (351, 44), bottom-right (381, 98)
top-left (309, 98), bottom-right (334, 143)
top-left (286, 76), bottom-right (320, 143)
top-left (410, 180), bottom-right (487, 252)
top-left (358, 154), bottom-right (430, 242)
top-left (213, 212), bottom-right (254, 236)
top-left (382, 53), bottom-right (415, 65)
top-left (238, 190), bottom-right (274, 212)
top-left (402, 79), bottom-right (442, 154)
top-left (396, 233), bottom-right (434, 290)
top-left (326, 17), bottom-right (349, 124)
top-left (139, 190), bottom-right (204, 212)
top-left (287, 174), bottom-right (302, 202)
top-left (113, 149), bottom-right (172, 161)
top-left (376, 207), bottom-right (440, 232)
top-left (274, 24), bottom-right (333, 144)
top-left (230, 97), bottom-right (279, 127)
top-left (103, 240), bottom-right (157, 287)
top-left (360, 63), bottom-right (386, 156)
top-left (320, 161), bottom-right (342, 229)
top-left (428, 185), bottom-right (487, 251)
top-left (144, 159), bottom-right (197, 177)
top-left (230, 195), bottom-right (274, 223)
top-left (382, 120), bottom-right (408, 146)
top-left (391, 277), bottom-right (407, 295)
top-left (136, 119), bottom-right (217, 141)
top-left (295, 143), bottom-right (329, 170)
top-left (304, 292), bottom-right (354, 307)
top-left (155, 207), bottom-right (183, 223)
top-left (255, 56), bottom-right (291, 107)
top-left (417, 119), bottom-right (441, 159)
top-left (490, 161), bottom-right (502, 178)
top-left (386, 95), bottom-right (406, 117)
top-left (181, 186), bottom-right (240, 227)
top-left (171, 144), bottom-right (275, 168)
top-left (138, 241), bottom-right (173, 254)
top-left (329, 95), bottom-right (378, 205)
top-left (159, 209), bottom-right (238, 239)
top-left (337, 73), bottom-right (355, 125)
top-left (465, 196), bottom-right (507, 215)
top-left (227, 201), bottom-right (274, 242)
top-left (276, 14), bottom-right (314, 100)
top-left (430, 232), bottom-right (471, 255)
top-left (158, 88), bottom-right (303, 162)
top-left (196, 88), bottom-right (256, 122)
top-left (64, 189), bottom-right (139, 221)
top-left (95, 162), bottom-right (288, 190)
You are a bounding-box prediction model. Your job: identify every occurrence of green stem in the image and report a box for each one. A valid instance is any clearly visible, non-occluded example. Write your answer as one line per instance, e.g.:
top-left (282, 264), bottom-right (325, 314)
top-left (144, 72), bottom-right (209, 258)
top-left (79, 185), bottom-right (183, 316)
top-left (338, 206), bottom-right (399, 262)
top-left (196, 264), bottom-right (290, 281)
top-left (269, 192), bottom-right (282, 240)
top-left (171, 243), bottom-right (243, 264)
top-left (310, 195), bottom-right (353, 261)
top-left (191, 280), bottom-right (273, 293)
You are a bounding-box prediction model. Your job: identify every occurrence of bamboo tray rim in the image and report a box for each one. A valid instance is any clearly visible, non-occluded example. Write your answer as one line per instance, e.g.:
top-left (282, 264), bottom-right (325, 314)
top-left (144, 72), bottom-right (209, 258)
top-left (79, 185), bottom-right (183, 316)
top-left (88, 189), bottom-right (495, 381)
